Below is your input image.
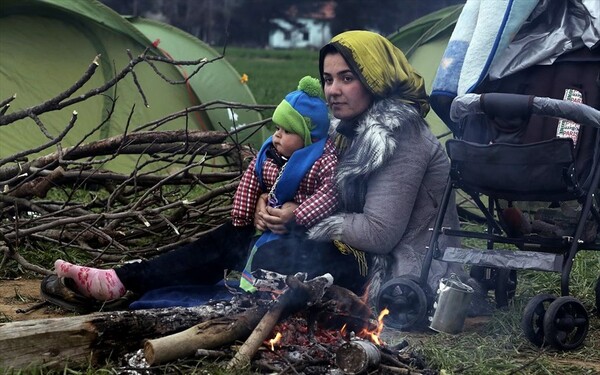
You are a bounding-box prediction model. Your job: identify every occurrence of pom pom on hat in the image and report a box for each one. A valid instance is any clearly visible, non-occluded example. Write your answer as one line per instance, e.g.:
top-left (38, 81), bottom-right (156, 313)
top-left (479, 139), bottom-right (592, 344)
top-left (272, 76), bottom-right (329, 146)
top-left (297, 76), bottom-right (324, 98)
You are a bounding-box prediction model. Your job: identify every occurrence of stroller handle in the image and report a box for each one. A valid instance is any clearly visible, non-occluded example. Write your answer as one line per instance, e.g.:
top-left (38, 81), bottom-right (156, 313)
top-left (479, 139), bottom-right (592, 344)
top-left (450, 93), bottom-right (600, 130)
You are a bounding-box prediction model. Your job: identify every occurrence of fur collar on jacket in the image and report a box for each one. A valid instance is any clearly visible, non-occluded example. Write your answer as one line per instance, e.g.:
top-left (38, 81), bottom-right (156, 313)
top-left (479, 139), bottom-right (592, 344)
top-left (333, 98), bottom-right (423, 212)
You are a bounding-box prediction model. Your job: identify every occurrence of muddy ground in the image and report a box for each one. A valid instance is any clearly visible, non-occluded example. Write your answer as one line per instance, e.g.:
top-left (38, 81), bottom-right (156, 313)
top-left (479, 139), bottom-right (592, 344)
top-left (0, 277), bottom-right (70, 321)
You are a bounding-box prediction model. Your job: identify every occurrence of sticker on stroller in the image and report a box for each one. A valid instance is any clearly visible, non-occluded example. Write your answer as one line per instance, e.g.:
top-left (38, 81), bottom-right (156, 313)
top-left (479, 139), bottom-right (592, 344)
top-left (555, 88), bottom-right (583, 145)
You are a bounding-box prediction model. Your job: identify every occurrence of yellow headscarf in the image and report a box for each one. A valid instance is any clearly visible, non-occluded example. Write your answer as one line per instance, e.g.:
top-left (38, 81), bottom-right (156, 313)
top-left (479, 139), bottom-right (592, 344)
top-left (319, 30), bottom-right (430, 117)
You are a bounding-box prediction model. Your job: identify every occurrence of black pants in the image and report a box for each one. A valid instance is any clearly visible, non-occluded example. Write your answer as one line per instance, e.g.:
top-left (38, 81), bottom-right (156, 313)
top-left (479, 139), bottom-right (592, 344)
top-left (116, 220), bottom-right (369, 295)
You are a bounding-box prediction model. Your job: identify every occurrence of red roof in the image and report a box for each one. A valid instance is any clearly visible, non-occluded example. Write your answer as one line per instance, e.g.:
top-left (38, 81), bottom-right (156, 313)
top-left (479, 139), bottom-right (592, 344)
top-left (286, 1), bottom-right (336, 21)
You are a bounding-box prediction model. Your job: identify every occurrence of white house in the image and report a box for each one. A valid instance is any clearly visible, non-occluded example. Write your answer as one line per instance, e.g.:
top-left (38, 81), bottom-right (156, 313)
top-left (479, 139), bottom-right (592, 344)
top-left (269, 18), bottom-right (331, 49)
top-left (269, 2), bottom-right (335, 49)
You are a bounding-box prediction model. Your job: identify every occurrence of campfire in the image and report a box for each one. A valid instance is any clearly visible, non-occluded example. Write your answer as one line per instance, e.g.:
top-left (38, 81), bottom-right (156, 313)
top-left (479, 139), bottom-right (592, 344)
top-left (1, 271), bottom-right (431, 374)
top-left (138, 272), bottom-right (429, 374)
top-left (257, 307), bottom-right (392, 374)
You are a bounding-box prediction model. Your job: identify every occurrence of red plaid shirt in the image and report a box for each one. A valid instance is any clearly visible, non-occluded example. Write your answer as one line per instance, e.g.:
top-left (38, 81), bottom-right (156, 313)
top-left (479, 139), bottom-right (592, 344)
top-left (232, 139), bottom-right (338, 228)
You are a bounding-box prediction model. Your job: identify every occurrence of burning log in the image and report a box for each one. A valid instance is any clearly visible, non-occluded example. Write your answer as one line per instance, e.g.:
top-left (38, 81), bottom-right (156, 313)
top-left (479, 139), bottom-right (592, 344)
top-left (227, 273), bottom-right (333, 371)
top-left (144, 305), bottom-right (267, 365)
top-left (309, 283), bottom-right (377, 335)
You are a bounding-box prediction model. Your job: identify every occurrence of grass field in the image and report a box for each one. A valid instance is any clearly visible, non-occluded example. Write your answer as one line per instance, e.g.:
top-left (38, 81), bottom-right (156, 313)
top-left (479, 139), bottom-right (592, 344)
top-left (223, 47), bottom-right (321, 108)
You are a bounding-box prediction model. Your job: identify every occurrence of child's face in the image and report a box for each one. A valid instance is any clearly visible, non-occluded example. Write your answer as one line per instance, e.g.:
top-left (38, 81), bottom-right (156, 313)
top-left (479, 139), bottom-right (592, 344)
top-left (272, 126), bottom-right (304, 157)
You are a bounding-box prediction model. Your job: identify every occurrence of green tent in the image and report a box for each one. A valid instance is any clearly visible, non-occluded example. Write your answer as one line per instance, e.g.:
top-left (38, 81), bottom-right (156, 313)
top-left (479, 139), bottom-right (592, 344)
top-left (388, 4), bottom-right (463, 142)
top-left (127, 16), bottom-right (269, 146)
top-left (0, 0), bottom-right (263, 172)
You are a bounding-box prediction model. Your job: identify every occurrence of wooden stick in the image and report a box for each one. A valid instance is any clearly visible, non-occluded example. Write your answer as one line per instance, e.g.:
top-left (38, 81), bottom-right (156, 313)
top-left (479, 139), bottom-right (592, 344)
top-left (195, 348), bottom-right (229, 358)
top-left (144, 305), bottom-right (266, 365)
top-left (227, 297), bottom-right (287, 371)
top-left (227, 273), bottom-right (333, 371)
top-left (380, 364), bottom-right (423, 374)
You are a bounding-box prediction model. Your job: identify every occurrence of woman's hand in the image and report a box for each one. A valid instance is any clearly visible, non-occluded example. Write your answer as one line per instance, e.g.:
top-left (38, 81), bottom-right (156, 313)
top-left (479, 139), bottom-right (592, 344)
top-left (259, 202), bottom-right (299, 234)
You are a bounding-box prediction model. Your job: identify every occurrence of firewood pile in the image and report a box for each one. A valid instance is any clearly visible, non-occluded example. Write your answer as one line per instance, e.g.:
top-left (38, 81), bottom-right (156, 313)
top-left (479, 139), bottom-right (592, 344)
top-left (0, 51), bottom-right (273, 276)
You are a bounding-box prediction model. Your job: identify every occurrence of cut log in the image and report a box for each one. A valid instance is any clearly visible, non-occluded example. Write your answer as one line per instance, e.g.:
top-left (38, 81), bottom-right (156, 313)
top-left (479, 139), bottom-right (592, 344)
top-left (0, 304), bottom-right (237, 369)
top-left (226, 295), bottom-right (287, 371)
top-left (144, 305), bottom-right (267, 365)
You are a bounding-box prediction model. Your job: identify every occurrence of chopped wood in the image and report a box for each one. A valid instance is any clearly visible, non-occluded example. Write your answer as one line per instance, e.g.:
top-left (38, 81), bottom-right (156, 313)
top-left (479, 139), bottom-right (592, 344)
top-left (144, 305), bottom-right (267, 365)
top-left (0, 303), bottom-right (238, 369)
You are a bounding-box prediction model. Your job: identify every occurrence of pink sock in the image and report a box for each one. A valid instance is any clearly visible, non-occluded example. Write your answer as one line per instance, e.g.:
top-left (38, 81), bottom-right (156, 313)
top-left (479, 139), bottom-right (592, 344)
top-left (54, 259), bottom-right (126, 301)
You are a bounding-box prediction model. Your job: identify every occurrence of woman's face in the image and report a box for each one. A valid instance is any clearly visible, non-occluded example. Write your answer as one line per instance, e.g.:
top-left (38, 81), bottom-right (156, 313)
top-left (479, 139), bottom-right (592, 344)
top-left (322, 52), bottom-right (372, 120)
top-left (272, 126), bottom-right (304, 158)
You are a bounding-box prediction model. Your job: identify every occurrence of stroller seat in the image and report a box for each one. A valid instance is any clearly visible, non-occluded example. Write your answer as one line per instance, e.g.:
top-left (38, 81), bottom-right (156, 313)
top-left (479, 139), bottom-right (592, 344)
top-left (447, 136), bottom-right (579, 202)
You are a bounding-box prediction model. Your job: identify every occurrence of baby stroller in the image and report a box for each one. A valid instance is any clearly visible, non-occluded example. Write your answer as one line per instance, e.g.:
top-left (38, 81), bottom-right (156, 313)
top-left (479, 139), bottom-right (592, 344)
top-left (375, 44), bottom-right (600, 350)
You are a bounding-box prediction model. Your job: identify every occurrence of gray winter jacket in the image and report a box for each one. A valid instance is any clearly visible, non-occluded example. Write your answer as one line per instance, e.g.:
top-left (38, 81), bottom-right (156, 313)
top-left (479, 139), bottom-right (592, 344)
top-left (309, 98), bottom-right (463, 299)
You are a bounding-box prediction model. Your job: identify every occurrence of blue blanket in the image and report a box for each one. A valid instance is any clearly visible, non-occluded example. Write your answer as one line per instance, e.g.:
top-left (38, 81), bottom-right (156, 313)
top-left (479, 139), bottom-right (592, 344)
top-left (430, 0), bottom-right (538, 129)
top-left (129, 280), bottom-right (240, 309)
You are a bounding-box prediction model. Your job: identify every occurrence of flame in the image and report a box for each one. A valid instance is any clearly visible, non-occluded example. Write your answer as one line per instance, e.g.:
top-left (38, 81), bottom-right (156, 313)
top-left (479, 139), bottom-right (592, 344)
top-left (359, 308), bottom-right (389, 346)
top-left (340, 323), bottom-right (347, 337)
top-left (268, 332), bottom-right (282, 351)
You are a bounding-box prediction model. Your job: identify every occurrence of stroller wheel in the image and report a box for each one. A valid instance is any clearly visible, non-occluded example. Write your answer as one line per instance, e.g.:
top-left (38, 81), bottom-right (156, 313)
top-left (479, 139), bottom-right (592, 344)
top-left (494, 269), bottom-right (517, 308)
top-left (543, 296), bottom-right (589, 350)
top-left (376, 277), bottom-right (428, 330)
top-left (521, 293), bottom-right (556, 347)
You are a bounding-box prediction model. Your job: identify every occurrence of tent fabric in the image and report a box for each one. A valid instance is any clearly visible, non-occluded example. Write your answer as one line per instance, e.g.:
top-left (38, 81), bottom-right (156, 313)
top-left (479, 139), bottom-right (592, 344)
top-left (387, 4), bottom-right (463, 141)
top-left (128, 17), bottom-right (268, 146)
top-left (1, 0), bottom-right (152, 47)
top-left (0, 0), bottom-right (262, 172)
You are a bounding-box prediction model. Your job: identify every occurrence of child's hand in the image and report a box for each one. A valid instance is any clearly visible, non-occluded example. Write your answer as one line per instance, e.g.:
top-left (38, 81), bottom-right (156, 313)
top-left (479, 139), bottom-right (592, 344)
top-left (254, 194), bottom-right (268, 231)
top-left (260, 203), bottom-right (298, 234)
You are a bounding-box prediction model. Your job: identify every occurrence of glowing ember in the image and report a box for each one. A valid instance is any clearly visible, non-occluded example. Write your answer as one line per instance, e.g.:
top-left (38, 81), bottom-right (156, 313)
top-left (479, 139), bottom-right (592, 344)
top-left (268, 332), bottom-right (282, 351)
top-left (360, 308), bottom-right (389, 345)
